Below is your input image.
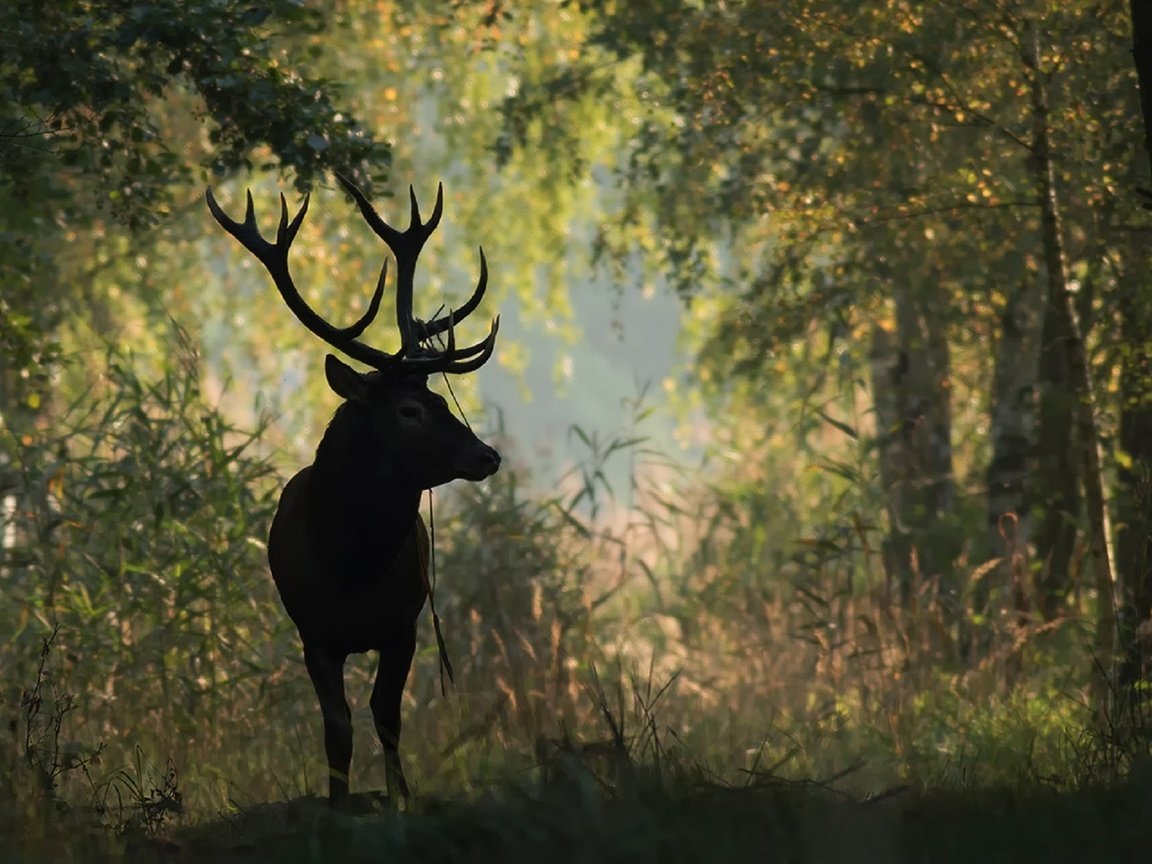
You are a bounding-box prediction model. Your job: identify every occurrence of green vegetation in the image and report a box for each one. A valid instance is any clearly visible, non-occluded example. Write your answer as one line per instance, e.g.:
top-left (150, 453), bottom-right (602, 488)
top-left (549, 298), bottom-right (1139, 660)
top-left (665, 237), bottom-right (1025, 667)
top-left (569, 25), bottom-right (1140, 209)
top-left (4, 0), bottom-right (1152, 860)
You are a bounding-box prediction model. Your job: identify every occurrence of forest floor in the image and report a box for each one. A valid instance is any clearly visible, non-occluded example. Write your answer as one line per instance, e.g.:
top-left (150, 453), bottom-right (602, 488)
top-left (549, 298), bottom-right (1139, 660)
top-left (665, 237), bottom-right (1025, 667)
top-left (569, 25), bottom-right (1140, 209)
top-left (16, 767), bottom-right (1151, 864)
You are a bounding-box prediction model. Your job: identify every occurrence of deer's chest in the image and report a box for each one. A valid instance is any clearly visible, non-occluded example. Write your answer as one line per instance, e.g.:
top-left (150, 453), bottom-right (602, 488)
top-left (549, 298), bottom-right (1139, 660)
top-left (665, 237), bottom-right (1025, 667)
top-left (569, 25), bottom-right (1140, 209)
top-left (267, 475), bottom-right (428, 651)
top-left (276, 542), bottom-right (427, 652)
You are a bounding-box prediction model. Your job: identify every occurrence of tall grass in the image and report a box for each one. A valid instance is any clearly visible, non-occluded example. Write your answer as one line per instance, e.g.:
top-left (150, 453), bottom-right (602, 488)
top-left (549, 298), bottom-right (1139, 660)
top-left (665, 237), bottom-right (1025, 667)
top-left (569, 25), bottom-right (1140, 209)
top-left (2, 339), bottom-right (1150, 858)
top-left (1, 335), bottom-right (296, 813)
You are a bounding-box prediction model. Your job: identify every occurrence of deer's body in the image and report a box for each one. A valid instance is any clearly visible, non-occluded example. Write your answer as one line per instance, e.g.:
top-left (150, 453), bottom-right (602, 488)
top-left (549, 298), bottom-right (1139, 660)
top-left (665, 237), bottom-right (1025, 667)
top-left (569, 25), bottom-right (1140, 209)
top-left (269, 401), bottom-right (430, 654)
top-left (268, 470), bottom-right (428, 653)
top-left (207, 175), bottom-right (501, 805)
top-left (268, 408), bottom-right (431, 800)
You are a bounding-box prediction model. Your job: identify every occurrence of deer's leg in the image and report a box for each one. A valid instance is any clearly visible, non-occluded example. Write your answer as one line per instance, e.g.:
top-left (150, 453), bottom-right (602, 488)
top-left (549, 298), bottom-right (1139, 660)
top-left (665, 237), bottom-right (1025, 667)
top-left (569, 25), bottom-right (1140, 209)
top-left (303, 643), bottom-right (352, 803)
top-left (370, 622), bottom-right (417, 802)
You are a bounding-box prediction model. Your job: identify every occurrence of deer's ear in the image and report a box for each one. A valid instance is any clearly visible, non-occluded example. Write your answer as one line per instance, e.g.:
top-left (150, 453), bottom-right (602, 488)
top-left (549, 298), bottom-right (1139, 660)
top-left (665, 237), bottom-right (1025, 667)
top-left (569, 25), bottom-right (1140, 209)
top-left (324, 354), bottom-right (367, 400)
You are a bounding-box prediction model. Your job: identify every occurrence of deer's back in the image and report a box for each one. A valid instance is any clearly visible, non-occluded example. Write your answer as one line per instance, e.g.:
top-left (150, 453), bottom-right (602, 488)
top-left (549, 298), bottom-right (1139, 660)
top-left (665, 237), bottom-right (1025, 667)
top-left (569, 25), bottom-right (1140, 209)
top-left (267, 466), bottom-right (429, 654)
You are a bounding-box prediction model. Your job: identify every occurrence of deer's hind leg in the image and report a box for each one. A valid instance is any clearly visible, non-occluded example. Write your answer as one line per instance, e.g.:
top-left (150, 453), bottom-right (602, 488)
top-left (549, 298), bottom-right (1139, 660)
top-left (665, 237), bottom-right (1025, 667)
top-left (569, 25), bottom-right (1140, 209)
top-left (370, 622), bottom-right (417, 802)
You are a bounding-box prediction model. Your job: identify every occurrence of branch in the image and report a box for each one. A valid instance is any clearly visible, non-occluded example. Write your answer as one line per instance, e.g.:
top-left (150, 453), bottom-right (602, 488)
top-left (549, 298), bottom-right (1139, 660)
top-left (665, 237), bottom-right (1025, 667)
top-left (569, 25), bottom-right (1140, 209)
top-left (806, 82), bottom-right (1032, 153)
top-left (848, 198), bottom-right (1038, 227)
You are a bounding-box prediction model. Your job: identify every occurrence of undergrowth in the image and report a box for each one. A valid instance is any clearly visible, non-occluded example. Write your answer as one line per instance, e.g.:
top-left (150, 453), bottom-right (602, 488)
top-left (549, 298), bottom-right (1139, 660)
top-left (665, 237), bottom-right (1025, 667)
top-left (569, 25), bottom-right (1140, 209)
top-left (2, 341), bottom-right (1152, 861)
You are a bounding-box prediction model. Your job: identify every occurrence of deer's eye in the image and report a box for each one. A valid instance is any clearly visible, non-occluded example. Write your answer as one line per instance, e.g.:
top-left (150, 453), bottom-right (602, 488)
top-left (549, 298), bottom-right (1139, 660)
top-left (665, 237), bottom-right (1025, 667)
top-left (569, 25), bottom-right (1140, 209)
top-left (398, 404), bottom-right (422, 421)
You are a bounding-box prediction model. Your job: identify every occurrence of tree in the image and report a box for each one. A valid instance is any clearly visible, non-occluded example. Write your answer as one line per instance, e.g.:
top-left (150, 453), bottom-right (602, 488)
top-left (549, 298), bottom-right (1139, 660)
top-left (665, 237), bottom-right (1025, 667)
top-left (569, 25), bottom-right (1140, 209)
top-left (1117, 0), bottom-right (1152, 686)
top-left (0, 0), bottom-right (389, 423)
top-left (467, 0), bottom-right (1143, 671)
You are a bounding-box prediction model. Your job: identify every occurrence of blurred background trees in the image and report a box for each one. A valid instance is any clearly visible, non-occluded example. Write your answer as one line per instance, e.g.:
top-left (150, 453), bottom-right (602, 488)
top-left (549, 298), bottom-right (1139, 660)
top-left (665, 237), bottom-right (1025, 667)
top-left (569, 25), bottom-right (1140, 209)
top-left (3, 0), bottom-right (1152, 813)
top-left (0, 0), bottom-right (389, 429)
top-left (476, 0), bottom-right (1148, 676)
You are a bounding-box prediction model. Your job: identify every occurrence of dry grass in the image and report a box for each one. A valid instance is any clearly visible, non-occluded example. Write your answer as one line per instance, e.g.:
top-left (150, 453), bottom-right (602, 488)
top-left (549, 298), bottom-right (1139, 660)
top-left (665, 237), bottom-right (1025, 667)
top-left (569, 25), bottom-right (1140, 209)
top-left (3, 347), bottom-right (1150, 861)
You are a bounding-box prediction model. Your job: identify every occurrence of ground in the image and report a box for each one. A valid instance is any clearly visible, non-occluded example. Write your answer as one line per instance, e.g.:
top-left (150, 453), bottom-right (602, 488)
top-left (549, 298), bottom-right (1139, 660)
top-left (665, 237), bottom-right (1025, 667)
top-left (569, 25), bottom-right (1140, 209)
top-left (42, 768), bottom-right (1151, 864)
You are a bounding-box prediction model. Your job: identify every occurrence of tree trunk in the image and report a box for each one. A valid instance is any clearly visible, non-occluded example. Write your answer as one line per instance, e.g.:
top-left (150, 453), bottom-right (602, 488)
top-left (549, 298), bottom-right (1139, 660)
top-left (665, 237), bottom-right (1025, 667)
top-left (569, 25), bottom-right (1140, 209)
top-left (1027, 21), bottom-right (1118, 698)
top-left (872, 321), bottom-right (913, 613)
top-left (976, 274), bottom-right (1044, 648)
top-left (1116, 289), bottom-right (1152, 687)
top-left (870, 272), bottom-right (958, 652)
top-left (1032, 262), bottom-right (1081, 619)
top-left (1130, 0), bottom-right (1152, 176)
top-left (1120, 0), bottom-right (1152, 688)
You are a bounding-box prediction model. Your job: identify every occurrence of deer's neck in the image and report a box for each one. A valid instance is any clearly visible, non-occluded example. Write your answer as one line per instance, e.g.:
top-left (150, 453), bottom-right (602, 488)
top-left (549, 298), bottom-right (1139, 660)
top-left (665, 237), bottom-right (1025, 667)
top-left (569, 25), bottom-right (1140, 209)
top-left (308, 403), bottom-right (422, 573)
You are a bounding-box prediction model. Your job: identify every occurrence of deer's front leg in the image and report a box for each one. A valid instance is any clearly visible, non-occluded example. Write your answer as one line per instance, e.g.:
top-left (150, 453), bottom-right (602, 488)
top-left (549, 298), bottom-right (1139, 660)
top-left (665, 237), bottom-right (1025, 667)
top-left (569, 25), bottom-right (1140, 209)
top-left (370, 623), bottom-right (417, 803)
top-left (304, 643), bottom-right (352, 803)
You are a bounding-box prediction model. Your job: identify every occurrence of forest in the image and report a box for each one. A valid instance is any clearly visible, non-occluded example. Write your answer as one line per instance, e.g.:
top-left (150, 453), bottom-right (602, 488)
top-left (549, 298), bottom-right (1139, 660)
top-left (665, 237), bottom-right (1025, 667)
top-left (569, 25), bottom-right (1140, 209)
top-left (3, 0), bottom-right (1152, 860)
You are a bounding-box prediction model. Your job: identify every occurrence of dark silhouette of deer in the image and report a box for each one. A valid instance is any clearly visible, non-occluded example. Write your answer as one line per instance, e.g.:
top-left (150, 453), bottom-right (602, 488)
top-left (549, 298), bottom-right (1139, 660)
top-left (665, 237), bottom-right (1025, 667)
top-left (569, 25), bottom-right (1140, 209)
top-left (205, 174), bottom-right (500, 805)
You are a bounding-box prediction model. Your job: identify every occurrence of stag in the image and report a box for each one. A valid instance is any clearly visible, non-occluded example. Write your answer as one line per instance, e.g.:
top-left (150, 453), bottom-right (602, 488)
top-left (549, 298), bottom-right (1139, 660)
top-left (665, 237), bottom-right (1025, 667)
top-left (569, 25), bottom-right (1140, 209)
top-left (205, 174), bottom-right (500, 805)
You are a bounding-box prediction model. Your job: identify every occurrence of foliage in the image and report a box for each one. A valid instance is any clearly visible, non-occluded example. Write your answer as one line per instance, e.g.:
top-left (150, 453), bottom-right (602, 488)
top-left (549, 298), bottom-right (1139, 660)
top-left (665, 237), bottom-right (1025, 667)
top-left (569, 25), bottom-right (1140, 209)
top-left (455, 0), bottom-right (1152, 675)
top-left (16, 626), bottom-right (104, 803)
top-left (0, 0), bottom-right (390, 426)
top-left (5, 620), bottom-right (1152, 863)
top-left (0, 0), bottom-right (389, 224)
top-left (3, 628), bottom-right (185, 859)
top-left (0, 333), bottom-right (284, 759)
top-left (4, 0), bottom-right (1152, 859)
top-left (475, 0), bottom-right (1143, 495)
top-left (4, 336), bottom-right (1152, 860)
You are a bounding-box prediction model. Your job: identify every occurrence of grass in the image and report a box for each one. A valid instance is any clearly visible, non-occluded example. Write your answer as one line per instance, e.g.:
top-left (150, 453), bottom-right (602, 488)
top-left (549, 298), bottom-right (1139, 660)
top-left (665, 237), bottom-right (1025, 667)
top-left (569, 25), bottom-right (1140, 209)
top-left (6, 667), bottom-right (1152, 864)
top-left (4, 343), bottom-right (1152, 861)
top-left (6, 615), bottom-right (1152, 863)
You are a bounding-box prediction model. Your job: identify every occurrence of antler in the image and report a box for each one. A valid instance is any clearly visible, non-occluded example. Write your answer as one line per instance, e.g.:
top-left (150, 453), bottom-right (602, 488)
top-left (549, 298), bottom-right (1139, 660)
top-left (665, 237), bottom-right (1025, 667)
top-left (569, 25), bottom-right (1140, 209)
top-left (205, 176), bottom-right (499, 375)
top-left (333, 172), bottom-right (498, 372)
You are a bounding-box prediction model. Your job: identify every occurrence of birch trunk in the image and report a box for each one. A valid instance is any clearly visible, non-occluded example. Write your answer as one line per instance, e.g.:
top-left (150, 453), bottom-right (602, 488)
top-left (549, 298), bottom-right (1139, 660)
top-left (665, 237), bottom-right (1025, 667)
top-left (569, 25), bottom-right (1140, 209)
top-left (1027, 21), bottom-right (1118, 697)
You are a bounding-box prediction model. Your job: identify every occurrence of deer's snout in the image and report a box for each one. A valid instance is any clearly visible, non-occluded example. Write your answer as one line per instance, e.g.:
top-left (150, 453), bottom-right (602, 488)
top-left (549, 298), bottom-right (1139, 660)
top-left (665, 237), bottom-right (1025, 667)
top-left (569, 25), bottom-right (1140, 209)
top-left (460, 442), bottom-right (501, 480)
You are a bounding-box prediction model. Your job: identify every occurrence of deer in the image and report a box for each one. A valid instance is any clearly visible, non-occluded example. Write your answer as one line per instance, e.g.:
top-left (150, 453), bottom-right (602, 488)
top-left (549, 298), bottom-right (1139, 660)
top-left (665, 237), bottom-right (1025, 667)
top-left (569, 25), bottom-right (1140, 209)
top-left (205, 173), bottom-right (501, 807)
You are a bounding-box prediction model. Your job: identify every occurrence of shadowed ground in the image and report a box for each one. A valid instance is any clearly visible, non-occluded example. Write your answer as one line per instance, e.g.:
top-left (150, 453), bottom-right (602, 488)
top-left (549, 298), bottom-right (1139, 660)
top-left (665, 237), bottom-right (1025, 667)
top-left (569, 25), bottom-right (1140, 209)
top-left (74, 770), bottom-right (1151, 864)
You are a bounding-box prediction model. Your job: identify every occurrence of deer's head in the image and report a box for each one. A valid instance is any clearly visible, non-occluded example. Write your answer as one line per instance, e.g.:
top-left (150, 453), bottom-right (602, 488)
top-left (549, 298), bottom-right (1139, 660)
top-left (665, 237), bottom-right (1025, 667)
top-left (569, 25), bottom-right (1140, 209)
top-left (206, 174), bottom-right (501, 488)
top-left (323, 357), bottom-right (499, 486)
